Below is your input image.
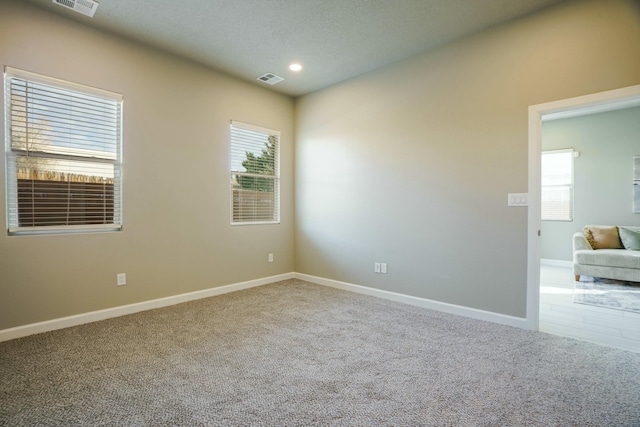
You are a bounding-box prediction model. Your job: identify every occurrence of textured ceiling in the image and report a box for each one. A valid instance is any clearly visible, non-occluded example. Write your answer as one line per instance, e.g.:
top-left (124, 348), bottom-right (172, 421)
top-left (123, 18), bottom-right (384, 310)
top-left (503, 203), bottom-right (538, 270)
top-left (24, 0), bottom-right (566, 97)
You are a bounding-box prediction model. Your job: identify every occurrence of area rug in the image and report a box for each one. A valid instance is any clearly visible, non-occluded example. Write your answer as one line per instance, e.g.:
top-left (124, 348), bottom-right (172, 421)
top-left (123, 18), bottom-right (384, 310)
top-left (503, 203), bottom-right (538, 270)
top-left (574, 278), bottom-right (640, 313)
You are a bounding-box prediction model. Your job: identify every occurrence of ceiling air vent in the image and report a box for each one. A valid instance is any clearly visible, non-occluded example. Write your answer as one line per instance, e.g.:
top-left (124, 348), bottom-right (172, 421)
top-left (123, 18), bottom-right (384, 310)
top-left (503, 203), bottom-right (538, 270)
top-left (257, 73), bottom-right (284, 85)
top-left (52, 0), bottom-right (99, 18)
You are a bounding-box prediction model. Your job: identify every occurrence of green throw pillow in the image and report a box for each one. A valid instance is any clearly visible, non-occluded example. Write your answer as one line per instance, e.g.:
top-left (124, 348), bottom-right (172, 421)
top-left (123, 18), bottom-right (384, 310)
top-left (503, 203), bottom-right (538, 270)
top-left (618, 226), bottom-right (640, 251)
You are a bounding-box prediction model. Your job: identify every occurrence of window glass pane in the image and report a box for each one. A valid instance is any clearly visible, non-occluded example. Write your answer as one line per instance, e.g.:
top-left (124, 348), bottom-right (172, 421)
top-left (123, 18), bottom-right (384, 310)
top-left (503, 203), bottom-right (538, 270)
top-left (541, 151), bottom-right (572, 186)
top-left (17, 158), bottom-right (116, 227)
top-left (9, 78), bottom-right (119, 159)
top-left (541, 150), bottom-right (573, 221)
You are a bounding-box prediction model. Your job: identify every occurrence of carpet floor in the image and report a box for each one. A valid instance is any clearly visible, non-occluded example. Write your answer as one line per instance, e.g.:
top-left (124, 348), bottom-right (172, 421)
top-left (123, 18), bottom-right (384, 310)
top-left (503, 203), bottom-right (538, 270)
top-left (1, 279), bottom-right (639, 426)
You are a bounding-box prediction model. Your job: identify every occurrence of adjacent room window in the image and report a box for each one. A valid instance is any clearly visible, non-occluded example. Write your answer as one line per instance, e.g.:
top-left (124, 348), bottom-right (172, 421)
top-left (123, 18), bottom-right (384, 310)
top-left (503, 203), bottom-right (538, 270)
top-left (4, 67), bottom-right (123, 234)
top-left (230, 121), bottom-right (280, 224)
top-left (541, 149), bottom-right (573, 221)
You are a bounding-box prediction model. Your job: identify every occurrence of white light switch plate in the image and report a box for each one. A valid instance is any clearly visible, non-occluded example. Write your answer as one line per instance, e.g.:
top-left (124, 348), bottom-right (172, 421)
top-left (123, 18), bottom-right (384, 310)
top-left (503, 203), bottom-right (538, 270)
top-left (508, 193), bottom-right (528, 207)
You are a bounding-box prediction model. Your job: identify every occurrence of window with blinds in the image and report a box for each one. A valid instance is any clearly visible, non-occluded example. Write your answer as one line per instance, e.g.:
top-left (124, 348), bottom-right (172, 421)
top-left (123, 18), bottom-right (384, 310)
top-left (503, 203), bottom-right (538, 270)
top-left (4, 67), bottom-right (123, 234)
top-left (541, 149), bottom-right (573, 221)
top-left (230, 121), bottom-right (280, 224)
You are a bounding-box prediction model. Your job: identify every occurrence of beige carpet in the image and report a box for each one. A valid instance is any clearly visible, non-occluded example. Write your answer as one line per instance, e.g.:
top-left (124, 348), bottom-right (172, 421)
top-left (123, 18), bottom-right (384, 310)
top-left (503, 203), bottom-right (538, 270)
top-left (1, 279), bottom-right (639, 426)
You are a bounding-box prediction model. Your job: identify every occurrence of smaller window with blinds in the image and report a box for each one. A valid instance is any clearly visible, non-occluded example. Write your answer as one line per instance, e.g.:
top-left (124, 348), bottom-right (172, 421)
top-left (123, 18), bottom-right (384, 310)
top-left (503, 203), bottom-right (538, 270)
top-left (230, 121), bottom-right (280, 225)
top-left (4, 67), bottom-right (123, 234)
top-left (541, 149), bottom-right (574, 221)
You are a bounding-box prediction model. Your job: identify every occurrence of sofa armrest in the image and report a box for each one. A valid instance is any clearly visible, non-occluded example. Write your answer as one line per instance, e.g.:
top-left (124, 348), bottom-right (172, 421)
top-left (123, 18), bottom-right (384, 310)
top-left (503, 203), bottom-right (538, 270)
top-left (573, 232), bottom-right (593, 251)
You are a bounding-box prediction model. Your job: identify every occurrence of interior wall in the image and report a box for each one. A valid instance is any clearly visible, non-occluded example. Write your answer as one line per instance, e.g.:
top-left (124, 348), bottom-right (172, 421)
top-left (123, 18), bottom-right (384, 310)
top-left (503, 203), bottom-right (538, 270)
top-left (0, 0), bottom-right (295, 330)
top-left (294, 0), bottom-right (640, 317)
top-left (541, 106), bottom-right (640, 261)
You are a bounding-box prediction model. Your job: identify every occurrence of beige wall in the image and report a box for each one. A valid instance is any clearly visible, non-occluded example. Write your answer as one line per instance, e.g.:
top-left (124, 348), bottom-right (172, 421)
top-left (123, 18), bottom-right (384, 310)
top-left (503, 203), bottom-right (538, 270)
top-left (0, 0), bottom-right (295, 329)
top-left (295, 0), bottom-right (640, 317)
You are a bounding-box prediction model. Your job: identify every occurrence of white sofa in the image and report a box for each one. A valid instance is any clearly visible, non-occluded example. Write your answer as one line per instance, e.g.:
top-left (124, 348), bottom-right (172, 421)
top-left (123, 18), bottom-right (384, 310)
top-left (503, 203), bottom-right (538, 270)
top-left (573, 229), bottom-right (640, 282)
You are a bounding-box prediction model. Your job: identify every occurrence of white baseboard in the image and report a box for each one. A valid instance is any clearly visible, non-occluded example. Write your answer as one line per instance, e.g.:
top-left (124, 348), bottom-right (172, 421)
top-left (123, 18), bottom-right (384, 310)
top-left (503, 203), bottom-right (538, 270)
top-left (0, 272), bottom-right (295, 343)
top-left (295, 273), bottom-right (528, 329)
top-left (541, 259), bottom-right (572, 268)
top-left (1, 271), bottom-right (530, 342)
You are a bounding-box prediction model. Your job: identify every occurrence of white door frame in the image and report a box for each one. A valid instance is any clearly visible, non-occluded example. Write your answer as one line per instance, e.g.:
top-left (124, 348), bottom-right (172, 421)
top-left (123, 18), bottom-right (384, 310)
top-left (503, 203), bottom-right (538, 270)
top-left (526, 84), bottom-right (640, 330)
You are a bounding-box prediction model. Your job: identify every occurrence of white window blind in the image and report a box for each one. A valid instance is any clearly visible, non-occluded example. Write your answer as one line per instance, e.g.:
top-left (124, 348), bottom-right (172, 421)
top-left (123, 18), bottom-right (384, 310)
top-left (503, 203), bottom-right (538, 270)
top-left (230, 121), bottom-right (280, 224)
top-left (541, 149), bottom-right (573, 221)
top-left (4, 67), bottom-right (123, 234)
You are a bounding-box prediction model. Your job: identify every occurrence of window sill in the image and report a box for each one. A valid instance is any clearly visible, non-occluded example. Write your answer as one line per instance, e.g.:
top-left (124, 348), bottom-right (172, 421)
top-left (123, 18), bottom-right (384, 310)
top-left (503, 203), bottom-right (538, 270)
top-left (8, 224), bottom-right (123, 236)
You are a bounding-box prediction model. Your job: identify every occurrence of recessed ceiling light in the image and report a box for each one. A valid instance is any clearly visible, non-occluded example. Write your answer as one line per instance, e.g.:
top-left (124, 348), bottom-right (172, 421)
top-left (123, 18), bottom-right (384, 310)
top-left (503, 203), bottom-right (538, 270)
top-left (289, 63), bottom-right (303, 72)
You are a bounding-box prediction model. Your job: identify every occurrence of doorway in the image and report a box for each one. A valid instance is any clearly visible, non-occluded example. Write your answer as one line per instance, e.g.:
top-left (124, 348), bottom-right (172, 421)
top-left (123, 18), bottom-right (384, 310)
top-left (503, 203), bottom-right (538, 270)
top-left (526, 84), bottom-right (640, 351)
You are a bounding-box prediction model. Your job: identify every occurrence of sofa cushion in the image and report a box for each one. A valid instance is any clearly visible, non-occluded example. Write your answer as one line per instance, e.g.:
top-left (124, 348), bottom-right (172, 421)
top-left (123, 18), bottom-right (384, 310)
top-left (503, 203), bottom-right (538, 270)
top-left (583, 225), bottom-right (623, 249)
top-left (575, 249), bottom-right (640, 269)
top-left (619, 226), bottom-right (640, 251)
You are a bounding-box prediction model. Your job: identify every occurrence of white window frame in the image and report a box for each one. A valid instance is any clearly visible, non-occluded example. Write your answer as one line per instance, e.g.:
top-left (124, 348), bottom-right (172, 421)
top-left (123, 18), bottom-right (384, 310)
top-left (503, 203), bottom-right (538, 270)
top-left (4, 67), bottom-right (123, 235)
top-left (541, 149), bottom-right (574, 221)
top-left (229, 121), bottom-right (280, 225)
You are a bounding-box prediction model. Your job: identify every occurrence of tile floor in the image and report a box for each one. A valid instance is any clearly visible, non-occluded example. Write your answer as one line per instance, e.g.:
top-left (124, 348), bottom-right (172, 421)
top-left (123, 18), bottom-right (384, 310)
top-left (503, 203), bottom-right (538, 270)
top-left (539, 263), bottom-right (640, 353)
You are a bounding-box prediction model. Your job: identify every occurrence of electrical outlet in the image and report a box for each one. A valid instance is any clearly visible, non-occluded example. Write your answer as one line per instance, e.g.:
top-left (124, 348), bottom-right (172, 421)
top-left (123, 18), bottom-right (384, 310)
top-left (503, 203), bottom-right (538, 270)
top-left (381, 263), bottom-right (388, 274)
top-left (374, 263), bottom-right (381, 273)
top-left (117, 273), bottom-right (126, 286)
top-left (268, 253), bottom-right (274, 263)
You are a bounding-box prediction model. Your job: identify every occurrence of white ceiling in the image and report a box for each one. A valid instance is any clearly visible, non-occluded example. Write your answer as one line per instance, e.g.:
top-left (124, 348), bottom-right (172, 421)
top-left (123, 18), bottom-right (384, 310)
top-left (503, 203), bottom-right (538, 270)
top-left (25, 0), bottom-right (566, 97)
